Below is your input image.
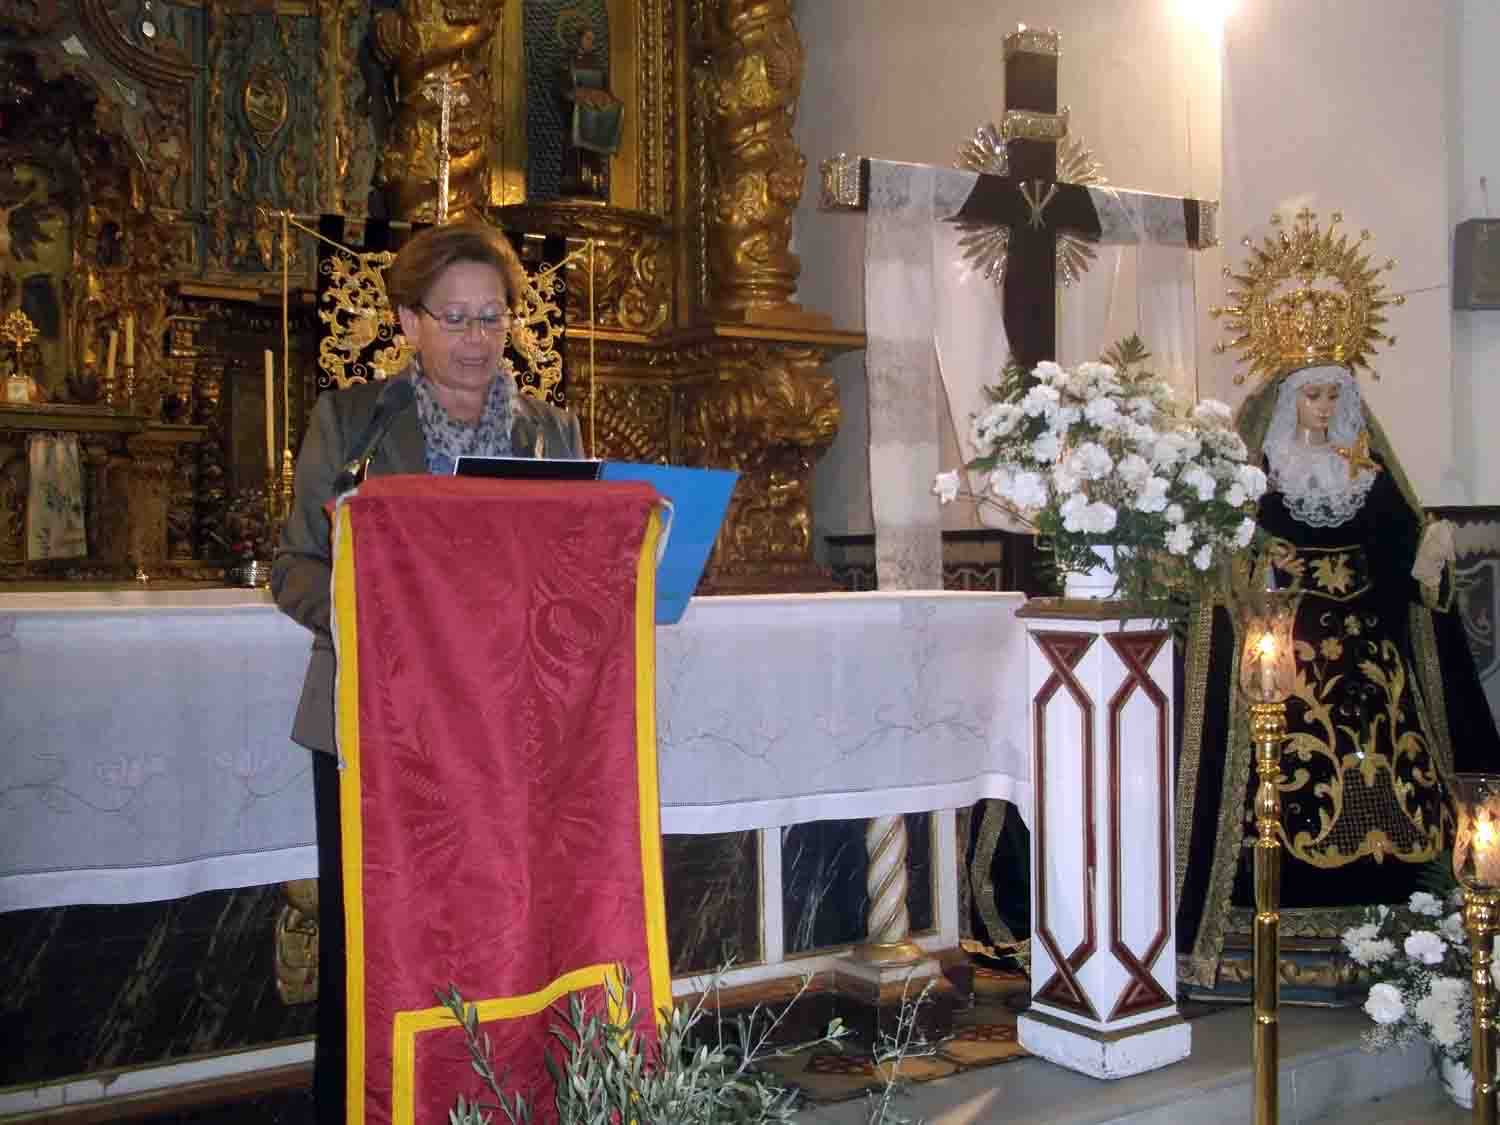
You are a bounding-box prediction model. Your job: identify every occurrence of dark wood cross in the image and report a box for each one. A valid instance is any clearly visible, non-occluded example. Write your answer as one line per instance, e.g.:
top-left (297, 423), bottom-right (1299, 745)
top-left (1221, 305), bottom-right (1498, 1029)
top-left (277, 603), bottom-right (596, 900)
top-left (822, 25), bottom-right (1218, 369)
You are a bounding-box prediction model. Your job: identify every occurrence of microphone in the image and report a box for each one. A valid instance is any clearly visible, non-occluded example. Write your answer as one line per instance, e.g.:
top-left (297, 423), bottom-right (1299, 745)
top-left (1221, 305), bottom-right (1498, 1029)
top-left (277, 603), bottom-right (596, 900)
top-left (333, 377), bottom-right (417, 493)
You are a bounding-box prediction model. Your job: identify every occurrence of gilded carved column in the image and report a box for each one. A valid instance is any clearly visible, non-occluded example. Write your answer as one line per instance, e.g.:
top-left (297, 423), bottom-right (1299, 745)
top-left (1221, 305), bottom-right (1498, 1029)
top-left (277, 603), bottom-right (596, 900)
top-left (679, 342), bottom-right (840, 590)
top-left (373, 0), bottom-right (497, 222)
top-left (703, 0), bottom-right (821, 324)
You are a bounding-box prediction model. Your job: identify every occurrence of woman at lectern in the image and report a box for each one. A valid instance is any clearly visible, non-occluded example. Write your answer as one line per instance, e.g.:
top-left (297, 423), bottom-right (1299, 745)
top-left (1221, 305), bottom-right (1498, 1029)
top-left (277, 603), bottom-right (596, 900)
top-left (271, 219), bottom-right (581, 1120)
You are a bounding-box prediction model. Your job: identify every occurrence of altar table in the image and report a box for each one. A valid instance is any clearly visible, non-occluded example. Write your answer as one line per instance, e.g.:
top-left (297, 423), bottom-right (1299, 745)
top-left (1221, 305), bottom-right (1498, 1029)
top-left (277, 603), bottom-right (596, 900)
top-left (0, 588), bottom-right (1030, 913)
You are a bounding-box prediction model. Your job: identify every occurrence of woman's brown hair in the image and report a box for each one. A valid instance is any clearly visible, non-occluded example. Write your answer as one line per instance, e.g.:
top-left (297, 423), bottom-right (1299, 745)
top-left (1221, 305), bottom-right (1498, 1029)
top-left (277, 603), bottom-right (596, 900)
top-left (383, 221), bottom-right (528, 313)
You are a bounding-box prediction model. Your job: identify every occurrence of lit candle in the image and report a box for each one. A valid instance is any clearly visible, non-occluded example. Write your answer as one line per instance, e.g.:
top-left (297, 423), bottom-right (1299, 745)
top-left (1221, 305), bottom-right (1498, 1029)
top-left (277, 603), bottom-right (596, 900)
top-left (123, 314), bottom-right (134, 367)
top-left (1476, 816), bottom-right (1500, 887)
top-left (104, 330), bottom-right (118, 383)
top-left (264, 349), bottom-right (276, 474)
top-left (1256, 633), bottom-right (1277, 701)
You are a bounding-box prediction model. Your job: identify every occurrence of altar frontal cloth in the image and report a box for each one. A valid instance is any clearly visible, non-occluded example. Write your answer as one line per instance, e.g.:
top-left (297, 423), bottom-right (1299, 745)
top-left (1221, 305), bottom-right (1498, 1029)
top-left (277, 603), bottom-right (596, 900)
top-left (330, 475), bottom-right (671, 1124)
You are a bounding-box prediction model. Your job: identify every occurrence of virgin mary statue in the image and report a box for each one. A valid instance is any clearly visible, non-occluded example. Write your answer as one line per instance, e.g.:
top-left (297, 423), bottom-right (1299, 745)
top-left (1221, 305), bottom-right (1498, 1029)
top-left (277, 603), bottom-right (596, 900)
top-left (1175, 213), bottom-right (1500, 997)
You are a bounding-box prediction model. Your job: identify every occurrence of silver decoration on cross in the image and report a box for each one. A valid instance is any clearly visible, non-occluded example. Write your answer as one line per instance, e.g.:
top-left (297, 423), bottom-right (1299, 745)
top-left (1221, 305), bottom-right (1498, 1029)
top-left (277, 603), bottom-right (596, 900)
top-left (421, 66), bottom-right (470, 225)
top-left (952, 125), bottom-right (1107, 290)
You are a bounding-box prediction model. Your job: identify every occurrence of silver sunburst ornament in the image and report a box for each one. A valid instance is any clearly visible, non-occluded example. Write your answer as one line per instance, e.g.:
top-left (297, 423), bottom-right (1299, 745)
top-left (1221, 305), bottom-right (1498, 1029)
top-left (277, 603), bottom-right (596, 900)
top-left (952, 124), bottom-right (1106, 289)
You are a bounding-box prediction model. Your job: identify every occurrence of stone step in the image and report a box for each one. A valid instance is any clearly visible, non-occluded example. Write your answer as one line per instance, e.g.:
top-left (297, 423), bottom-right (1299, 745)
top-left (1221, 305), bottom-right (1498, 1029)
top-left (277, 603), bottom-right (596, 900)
top-left (794, 1005), bottom-right (1455, 1124)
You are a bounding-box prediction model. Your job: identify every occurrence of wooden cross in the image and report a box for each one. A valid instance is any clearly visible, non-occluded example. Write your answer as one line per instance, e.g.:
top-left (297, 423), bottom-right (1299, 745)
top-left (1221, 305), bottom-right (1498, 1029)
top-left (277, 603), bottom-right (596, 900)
top-left (822, 26), bottom-right (1219, 369)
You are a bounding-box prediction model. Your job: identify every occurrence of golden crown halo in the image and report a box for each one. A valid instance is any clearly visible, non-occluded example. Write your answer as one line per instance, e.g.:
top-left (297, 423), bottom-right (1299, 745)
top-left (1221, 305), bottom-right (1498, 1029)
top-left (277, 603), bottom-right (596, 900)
top-left (1211, 208), bottom-right (1404, 384)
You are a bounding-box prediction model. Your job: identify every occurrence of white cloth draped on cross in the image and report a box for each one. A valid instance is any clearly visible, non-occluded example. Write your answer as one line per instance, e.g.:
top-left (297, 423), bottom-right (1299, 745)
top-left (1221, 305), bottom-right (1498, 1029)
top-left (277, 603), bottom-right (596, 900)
top-left (837, 155), bottom-right (1217, 590)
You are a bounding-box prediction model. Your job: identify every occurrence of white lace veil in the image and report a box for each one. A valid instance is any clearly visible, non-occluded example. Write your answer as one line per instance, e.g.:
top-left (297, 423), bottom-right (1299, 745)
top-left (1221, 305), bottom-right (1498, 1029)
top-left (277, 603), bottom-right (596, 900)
top-left (1261, 364), bottom-right (1377, 528)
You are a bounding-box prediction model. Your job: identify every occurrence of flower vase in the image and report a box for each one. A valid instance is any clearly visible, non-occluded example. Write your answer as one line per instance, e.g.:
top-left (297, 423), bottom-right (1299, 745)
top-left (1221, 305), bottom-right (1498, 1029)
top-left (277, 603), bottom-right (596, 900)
top-left (1063, 545), bottom-right (1118, 600)
top-left (1441, 1055), bottom-right (1473, 1109)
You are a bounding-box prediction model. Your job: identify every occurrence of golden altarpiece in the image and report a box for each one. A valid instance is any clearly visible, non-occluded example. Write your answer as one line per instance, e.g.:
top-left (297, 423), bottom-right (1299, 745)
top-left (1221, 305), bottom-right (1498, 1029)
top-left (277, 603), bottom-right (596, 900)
top-left (0, 0), bottom-right (859, 589)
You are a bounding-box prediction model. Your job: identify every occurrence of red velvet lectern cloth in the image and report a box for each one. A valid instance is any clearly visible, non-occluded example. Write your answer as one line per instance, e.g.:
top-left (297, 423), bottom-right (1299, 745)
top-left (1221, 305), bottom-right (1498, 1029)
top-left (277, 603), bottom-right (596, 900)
top-left (329, 475), bottom-right (671, 1125)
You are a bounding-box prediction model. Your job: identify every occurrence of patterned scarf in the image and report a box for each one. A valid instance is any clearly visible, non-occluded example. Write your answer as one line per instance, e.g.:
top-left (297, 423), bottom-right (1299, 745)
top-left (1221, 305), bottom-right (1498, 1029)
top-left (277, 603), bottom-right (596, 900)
top-left (410, 358), bottom-right (515, 474)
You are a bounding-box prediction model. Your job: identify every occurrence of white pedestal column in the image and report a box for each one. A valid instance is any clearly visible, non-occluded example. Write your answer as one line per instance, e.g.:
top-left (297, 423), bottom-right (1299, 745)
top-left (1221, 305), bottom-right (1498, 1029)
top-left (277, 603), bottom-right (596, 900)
top-left (1016, 600), bottom-right (1191, 1079)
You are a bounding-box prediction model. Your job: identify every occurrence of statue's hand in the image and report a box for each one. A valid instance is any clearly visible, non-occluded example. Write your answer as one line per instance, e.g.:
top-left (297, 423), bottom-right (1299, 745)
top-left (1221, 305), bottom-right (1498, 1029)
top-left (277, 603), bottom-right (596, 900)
top-left (1412, 519), bottom-right (1456, 589)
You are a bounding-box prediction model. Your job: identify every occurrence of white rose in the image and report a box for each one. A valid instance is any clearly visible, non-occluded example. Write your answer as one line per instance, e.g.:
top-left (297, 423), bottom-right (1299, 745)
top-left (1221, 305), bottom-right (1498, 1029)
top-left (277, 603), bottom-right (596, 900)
top-left (1166, 523), bottom-right (1194, 556)
top-left (1347, 937), bottom-right (1397, 965)
top-left (972, 402), bottom-right (1023, 449)
top-left (1133, 477), bottom-right (1170, 514)
top-left (1021, 384), bottom-right (1060, 418)
top-left (1440, 913), bottom-right (1467, 945)
top-left (1166, 503), bottom-right (1186, 525)
top-left (1033, 360), bottom-right (1065, 384)
top-left (1193, 543), bottom-right (1213, 571)
top-left (1363, 982), bottom-right (1406, 1026)
top-left (1071, 442), bottom-right (1114, 481)
top-left (1182, 464), bottom-right (1217, 502)
top-left (1415, 977), bottom-right (1468, 1048)
top-left (1077, 361), bottom-right (1116, 383)
top-left (1404, 931), bottom-right (1447, 966)
top-left (1030, 431), bottom-right (1062, 463)
top-left (1409, 891), bottom-right (1444, 917)
top-left (1225, 483), bottom-right (1248, 508)
top-left (1342, 922), bottom-right (1381, 952)
top-left (1117, 453), bottom-right (1152, 488)
top-left (1191, 398), bottom-right (1235, 428)
top-left (1082, 501), bottom-right (1118, 535)
top-left (1236, 464), bottom-right (1269, 500)
top-left (1010, 470), bottom-right (1050, 511)
top-left (1150, 433), bottom-right (1186, 469)
top-left (1210, 429), bottom-right (1249, 461)
top-left (933, 471), bottom-right (961, 504)
top-left (1085, 397), bottom-right (1121, 426)
top-left (1060, 492), bottom-right (1091, 533)
top-left (1234, 517), bottom-right (1256, 548)
top-left (1127, 395), bottom-right (1157, 418)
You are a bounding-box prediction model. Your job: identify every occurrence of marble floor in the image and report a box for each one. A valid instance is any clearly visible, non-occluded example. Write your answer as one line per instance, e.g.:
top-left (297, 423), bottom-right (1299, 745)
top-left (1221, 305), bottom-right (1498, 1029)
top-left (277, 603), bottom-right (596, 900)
top-left (107, 1000), bottom-right (1465, 1125)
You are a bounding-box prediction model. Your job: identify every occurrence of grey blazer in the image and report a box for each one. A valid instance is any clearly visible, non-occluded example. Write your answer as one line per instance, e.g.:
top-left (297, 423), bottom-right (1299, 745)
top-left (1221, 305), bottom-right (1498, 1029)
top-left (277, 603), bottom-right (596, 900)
top-left (271, 376), bottom-right (584, 754)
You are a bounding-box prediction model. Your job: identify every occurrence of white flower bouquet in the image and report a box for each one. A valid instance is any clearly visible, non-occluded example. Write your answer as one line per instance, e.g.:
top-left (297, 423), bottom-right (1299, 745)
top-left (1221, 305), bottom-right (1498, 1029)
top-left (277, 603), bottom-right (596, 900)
top-left (933, 336), bottom-right (1266, 608)
top-left (1345, 889), bottom-right (1475, 1068)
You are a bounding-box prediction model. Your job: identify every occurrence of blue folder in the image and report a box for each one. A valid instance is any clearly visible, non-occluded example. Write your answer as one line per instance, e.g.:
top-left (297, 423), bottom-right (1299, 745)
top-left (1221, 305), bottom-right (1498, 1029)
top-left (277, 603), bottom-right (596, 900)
top-left (453, 457), bottom-right (738, 625)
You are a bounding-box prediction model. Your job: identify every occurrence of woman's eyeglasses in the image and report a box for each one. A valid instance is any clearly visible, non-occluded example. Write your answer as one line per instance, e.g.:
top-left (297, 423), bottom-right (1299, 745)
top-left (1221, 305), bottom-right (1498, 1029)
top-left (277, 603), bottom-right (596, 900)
top-left (417, 305), bottom-right (513, 337)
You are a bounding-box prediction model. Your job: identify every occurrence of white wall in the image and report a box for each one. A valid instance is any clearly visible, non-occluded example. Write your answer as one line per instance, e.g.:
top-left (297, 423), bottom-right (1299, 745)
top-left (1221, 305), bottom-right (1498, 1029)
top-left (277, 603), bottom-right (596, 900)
top-left (1453, 0), bottom-right (1500, 505)
top-left (1217, 0), bottom-right (1457, 504)
top-left (794, 0), bottom-right (1491, 546)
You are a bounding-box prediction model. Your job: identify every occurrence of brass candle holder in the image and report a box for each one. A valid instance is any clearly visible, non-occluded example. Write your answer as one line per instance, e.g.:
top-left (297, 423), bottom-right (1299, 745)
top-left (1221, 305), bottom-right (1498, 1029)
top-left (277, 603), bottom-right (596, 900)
top-left (1453, 773), bottom-right (1500, 1123)
top-left (1236, 579), bottom-right (1298, 1125)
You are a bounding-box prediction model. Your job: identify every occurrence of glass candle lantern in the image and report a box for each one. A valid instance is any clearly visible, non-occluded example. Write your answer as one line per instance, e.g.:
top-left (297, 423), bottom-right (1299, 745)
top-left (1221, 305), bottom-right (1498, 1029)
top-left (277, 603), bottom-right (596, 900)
top-left (1454, 773), bottom-right (1500, 891)
top-left (1236, 586), bottom-right (1298, 705)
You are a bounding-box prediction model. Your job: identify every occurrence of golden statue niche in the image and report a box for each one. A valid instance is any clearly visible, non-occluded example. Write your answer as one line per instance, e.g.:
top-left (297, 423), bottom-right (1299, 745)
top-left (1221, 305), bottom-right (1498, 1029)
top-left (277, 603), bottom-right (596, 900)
top-left (373, 0), bottom-right (496, 223)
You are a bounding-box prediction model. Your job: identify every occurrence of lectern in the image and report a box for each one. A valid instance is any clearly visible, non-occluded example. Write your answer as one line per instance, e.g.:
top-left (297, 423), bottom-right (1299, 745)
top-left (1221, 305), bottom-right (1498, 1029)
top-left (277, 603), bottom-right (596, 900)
top-left (329, 475), bottom-right (671, 1124)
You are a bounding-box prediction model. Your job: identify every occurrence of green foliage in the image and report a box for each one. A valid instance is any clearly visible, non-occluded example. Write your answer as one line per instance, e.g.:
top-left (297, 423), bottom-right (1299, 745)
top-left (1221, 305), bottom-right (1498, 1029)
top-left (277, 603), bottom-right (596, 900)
top-left (442, 970), bottom-right (849, 1125)
top-left (442, 967), bottom-right (941, 1125)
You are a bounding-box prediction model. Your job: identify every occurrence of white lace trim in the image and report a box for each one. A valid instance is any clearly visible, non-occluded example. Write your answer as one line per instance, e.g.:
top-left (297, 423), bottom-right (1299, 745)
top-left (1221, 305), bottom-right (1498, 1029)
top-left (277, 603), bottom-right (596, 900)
top-left (1263, 364), bottom-right (1376, 529)
top-left (1267, 443), bottom-right (1377, 527)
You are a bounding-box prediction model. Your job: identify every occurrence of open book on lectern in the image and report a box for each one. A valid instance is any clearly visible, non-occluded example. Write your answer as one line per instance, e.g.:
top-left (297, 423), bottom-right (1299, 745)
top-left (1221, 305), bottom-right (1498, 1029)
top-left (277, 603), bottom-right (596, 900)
top-left (453, 457), bottom-right (738, 625)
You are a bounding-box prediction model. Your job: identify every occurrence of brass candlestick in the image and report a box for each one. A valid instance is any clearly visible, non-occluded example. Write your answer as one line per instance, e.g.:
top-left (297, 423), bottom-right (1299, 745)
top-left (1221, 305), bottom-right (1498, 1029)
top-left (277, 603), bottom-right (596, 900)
top-left (1468, 892), bottom-right (1500, 1125)
top-left (1250, 698), bottom-right (1287, 1125)
top-left (1453, 773), bottom-right (1500, 1123)
top-left (1235, 577), bottom-right (1298, 1125)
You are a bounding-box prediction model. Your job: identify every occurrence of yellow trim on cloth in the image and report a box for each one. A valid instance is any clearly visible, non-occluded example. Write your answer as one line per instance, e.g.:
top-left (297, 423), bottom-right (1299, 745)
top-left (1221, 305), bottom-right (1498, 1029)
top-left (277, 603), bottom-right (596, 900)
top-left (330, 500), bottom-right (369, 1123)
top-left (634, 507), bottom-right (673, 1025)
top-left (391, 963), bottom-right (626, 1123)
top-left (331, 492), bottom-right (672, 1123)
